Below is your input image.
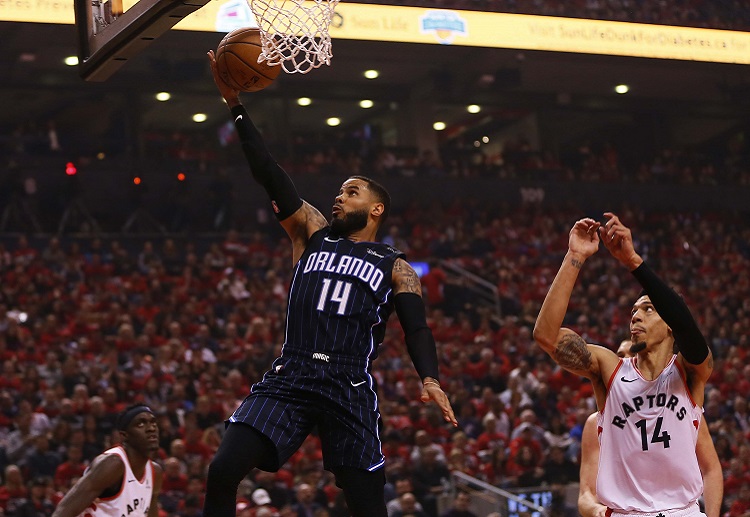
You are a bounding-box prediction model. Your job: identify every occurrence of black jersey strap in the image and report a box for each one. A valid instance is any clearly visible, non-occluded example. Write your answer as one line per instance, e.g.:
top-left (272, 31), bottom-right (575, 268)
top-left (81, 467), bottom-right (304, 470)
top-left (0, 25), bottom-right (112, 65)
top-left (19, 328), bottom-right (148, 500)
top-left (631, 262), bottom-right (709, 364)
top-left (395, 292), bottom-right (440, 381)
top-left (230, 104), bottom-right (303, 220)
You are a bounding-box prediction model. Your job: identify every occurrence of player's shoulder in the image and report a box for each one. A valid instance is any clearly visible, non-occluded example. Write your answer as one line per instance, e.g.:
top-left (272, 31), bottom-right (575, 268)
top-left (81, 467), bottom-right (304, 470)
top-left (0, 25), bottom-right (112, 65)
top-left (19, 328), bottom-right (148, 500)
top-left (86, 450), bottom-right (126, 478)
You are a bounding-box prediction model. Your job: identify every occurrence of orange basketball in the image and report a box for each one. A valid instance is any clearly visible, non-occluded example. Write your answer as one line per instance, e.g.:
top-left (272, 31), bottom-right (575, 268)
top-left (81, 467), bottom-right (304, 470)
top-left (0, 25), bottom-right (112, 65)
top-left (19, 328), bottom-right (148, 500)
top-left (215, 28), bottom-right (281, 92)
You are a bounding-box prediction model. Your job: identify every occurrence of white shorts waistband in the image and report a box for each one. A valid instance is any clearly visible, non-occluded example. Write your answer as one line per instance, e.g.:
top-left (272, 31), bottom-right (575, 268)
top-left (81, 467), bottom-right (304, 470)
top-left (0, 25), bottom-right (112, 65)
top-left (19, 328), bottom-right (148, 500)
top-left (606, 502), bottom-right (702, 517)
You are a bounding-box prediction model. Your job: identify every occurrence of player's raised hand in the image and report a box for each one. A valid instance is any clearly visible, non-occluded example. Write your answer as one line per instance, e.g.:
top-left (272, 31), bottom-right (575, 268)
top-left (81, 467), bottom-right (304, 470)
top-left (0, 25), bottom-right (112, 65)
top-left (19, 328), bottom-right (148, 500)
top-left (568, 218), bottom-right (601, 259)
top-left (599, 212), bottom-right (642, 270)
top-left (421, 380), bottom-right (458, 427)
top-left (207, 50), bottom-right (240, 107)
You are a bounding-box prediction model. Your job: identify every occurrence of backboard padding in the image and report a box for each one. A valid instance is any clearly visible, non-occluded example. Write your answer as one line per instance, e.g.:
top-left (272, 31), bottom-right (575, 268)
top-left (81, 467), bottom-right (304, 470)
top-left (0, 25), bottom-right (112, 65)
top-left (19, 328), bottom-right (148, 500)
top-left (75, 0), bottom-right (211, 81)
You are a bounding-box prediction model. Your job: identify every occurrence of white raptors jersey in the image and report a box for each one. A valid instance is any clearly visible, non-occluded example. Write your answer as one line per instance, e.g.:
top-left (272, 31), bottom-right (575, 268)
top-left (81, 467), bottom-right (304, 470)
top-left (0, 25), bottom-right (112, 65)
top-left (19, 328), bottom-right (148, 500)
top-left (597, 355), bottom-right (704, 512)
top-left (79, 446), bottom-right (154, 517)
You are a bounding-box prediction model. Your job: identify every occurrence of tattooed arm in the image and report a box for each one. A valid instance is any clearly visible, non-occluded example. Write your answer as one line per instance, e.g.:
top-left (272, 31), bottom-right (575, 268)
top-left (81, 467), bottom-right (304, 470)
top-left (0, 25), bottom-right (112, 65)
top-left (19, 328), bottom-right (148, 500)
top-left (533, 219), bottom-right (618, 393)
top-left (392, 258), bottom-right (422, 295)
top-left (393, 258), bottom-right (457, 426)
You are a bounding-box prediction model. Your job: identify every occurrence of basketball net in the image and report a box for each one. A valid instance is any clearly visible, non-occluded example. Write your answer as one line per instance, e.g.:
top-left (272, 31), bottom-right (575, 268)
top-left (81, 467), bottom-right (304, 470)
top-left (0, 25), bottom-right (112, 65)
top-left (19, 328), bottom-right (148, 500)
top-left (248, 0), bottom-right (340, 74)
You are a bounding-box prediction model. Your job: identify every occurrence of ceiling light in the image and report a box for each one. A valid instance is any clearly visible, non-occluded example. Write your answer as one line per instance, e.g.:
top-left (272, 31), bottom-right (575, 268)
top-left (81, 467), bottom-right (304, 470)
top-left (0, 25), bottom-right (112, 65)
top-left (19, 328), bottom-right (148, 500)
top-left (433, 122), bottom-right (446, 131)
top-left (297, 97), bottom-right (312, 106)
top-left (467, 104), bottom-right (481, 114)
top-left (192, 113), bottom-right (207, 123)
top-left (359, 100), bottom-right (374, 109)
top-left (482, 136), bottom-right (490, 143)
top-left (364, 70), bottom-right (379, 79)
top-left (326, 117), bottom-right (341, 127)
top-left (155, 92), bottom-right (171, 101)
top-left (64, 56), bottom-right (78, 66)
top-left (615, 84), bottom-right (629, 94)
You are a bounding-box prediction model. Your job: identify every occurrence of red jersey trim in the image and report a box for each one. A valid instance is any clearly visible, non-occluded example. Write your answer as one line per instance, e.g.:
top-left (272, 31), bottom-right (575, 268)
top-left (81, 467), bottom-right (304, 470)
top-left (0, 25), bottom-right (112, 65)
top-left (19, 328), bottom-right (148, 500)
top-left (602, 359), bottom-right (624, 413)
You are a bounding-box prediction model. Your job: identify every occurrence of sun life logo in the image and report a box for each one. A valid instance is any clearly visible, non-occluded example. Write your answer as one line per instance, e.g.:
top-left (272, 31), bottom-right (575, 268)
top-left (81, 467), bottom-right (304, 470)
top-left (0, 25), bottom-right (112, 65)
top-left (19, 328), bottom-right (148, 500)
top-left (419, 10), bottom-right (467, 44)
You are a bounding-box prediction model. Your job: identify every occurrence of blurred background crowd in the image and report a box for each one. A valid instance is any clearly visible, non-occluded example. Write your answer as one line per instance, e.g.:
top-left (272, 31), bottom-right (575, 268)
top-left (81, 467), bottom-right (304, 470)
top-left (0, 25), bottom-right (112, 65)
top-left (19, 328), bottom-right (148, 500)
top-left (1, 0), bottom-right (750, 516)
top-left (0, 198), bottom-right (748, 517)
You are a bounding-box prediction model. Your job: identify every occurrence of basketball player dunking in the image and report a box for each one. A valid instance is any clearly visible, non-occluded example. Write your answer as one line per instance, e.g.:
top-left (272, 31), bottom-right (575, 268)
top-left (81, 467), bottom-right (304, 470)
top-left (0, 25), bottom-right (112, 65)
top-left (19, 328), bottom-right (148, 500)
top-left (52, 405), bottom-right (163, 517)
top-left (534, 213), bottom-right (713, 517)
top-left (203, 52), bottom-right (457, 517)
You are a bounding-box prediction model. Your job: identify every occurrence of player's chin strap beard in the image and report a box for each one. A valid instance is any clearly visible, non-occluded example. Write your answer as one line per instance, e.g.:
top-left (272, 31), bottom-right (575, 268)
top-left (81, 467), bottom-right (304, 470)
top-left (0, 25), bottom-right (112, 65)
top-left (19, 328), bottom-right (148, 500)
top-left (330, 209), bottom-right (368, 237)
top-left (629, 341), bottom-right (647, 354)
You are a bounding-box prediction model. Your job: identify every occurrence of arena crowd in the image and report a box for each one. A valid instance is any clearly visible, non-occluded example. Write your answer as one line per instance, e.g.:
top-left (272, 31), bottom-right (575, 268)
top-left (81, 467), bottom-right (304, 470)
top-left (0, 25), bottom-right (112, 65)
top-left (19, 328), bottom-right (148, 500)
top-left (0, 201), bottom-right (748, 517)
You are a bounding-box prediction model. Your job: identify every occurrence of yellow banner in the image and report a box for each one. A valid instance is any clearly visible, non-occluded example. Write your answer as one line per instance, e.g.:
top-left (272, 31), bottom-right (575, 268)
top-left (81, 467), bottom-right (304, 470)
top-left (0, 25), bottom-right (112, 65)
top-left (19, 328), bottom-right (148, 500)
top-left (3, 0), bottom-right (750, 64)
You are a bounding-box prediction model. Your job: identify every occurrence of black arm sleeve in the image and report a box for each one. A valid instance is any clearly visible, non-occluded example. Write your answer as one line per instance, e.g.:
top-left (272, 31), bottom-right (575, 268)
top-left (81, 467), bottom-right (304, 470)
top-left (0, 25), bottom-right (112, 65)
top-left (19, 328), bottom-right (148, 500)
top-left (230, 104), bottom-right (303, 220)
top-left (394, 293), bottom-right (440, 381)
top-left (631, 261), bottom-right (709, 364)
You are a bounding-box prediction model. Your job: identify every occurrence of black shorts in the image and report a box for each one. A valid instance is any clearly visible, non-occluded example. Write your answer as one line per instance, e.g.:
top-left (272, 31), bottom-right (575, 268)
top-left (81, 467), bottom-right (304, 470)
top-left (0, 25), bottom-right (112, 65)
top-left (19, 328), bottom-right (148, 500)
top-left (229, 352), bottom-right (385, 473)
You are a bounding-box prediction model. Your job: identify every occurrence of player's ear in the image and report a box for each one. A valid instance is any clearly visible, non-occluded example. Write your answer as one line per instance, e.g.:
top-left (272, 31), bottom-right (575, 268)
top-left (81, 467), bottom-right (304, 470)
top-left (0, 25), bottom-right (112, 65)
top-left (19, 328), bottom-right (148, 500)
top-left (371, 202), bottom-right (384, 218)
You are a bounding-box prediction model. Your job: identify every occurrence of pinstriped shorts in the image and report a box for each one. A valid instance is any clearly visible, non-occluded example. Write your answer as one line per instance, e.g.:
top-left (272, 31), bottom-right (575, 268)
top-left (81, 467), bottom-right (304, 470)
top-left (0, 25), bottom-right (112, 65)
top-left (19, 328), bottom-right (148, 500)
top-left (229, 354), bottom-right (385, 472)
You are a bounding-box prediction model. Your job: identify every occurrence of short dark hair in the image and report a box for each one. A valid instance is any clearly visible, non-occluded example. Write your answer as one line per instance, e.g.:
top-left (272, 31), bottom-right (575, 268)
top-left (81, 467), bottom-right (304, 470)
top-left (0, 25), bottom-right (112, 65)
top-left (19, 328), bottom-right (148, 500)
top-left (350, 175), bottom-right (391, 226)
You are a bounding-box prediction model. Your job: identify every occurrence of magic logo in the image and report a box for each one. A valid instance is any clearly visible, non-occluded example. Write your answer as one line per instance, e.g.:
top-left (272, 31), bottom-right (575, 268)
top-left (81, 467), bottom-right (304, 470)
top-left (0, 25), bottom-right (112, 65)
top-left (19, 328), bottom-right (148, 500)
top-left (419, 10), bottom-right (467, 44)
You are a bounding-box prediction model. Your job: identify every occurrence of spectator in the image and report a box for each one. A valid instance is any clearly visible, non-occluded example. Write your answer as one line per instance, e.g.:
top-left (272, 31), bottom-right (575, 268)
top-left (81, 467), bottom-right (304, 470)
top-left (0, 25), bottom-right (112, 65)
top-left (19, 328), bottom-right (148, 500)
top-left (0, 465), bottom-right (28, 511)
top-left (25, 435), bottom-right (61, 480)
top-left (291, 483), bottom-right (322, 517)
top-left (391, 492), bottom-right (428, 517)
top-left (53, 445), bottom-right (85, 491)
top-left (439, 492), bottom-right (477, 517)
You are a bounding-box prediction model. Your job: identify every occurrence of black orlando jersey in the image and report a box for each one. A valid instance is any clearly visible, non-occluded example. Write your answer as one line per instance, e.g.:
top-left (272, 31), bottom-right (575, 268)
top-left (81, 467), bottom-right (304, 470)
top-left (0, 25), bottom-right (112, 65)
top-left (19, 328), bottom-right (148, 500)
top-left (282, 227), bottom-right (405, 367)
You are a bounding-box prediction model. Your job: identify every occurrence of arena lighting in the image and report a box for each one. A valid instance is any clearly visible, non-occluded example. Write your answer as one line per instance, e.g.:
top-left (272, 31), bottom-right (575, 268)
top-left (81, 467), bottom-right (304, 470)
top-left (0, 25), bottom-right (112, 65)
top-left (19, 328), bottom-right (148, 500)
top-left (177, 172), bottom-right (186, 181)
top-left (133, 177), bottom-right (142, 185)
top-left (467, 104), bottom-right (481, 113)
top-left (363, 69), bottom-right (379, 79)
top-left (433, 121), bottom-right (446, 131)
top-left (192, 113), bottom-right (207, 122)
top-left (65, 162), bottom-right (77, 176)
top-left (359, 100), bottom-right (374, 109)
top-left (326, 117), bottom-right (341, 127)
top-left (155, 92), bottom-right (171, 101)
top-left (64, 56), bottom-right (78, 66)
top-left (482, 136), bottom-right (490, 143)
top-left (615, 84), bottom-right (630, 94)
top-left (297, 97), bottom-right (312, 106)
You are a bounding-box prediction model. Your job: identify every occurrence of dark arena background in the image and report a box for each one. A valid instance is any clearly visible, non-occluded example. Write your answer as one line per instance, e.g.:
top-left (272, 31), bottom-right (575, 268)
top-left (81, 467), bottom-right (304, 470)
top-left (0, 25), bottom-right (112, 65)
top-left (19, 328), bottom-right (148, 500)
top-left (1, 1), bottom-right (749, 516)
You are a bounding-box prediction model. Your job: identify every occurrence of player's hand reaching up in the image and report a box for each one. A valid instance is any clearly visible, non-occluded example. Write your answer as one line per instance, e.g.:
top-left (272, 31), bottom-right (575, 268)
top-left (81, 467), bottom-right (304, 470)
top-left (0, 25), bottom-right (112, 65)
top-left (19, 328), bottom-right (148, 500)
top-left (207, 50), bottom-right (241, 108)
top-left (599, 212), bottom-right (643, 271)
top-left (421, 378), bottom-right (458, 427)
top-left (568, 218), bottom-right (601, 259)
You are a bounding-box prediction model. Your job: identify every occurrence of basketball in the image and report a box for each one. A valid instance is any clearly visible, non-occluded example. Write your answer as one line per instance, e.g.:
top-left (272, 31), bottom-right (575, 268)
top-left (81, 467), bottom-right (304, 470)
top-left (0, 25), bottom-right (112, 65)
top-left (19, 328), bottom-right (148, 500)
top-left (215, 28), bottom-right (281, 92)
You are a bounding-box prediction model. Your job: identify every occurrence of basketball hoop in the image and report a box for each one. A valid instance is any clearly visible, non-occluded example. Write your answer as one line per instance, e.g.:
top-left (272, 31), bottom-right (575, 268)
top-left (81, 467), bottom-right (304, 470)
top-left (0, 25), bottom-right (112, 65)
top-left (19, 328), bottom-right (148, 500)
top-left (248, 0), bottom-right (340, 74)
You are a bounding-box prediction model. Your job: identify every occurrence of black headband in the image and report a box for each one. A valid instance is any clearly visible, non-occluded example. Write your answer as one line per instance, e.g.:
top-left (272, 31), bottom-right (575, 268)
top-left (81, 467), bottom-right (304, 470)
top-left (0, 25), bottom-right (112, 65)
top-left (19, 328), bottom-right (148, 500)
top-left (116, 406), bottom-right (153, 431)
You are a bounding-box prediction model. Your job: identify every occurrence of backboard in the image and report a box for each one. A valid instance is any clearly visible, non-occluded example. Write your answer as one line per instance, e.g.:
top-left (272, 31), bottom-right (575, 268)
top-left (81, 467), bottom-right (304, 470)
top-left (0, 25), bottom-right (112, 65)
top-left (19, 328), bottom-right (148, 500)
top-left (74, 0), bottom-right (211, 81)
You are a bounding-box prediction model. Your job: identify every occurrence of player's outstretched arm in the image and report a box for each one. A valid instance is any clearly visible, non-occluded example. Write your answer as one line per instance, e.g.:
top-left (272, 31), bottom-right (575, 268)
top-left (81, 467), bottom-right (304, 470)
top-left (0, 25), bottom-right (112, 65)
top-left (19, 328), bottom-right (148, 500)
top-left (52, 454), bottom-right (126, 517)
top-left (206, 51), bottom-right (327, 263)
top-left (393, 258), bottom-right (456, 427)
top-left (599, 212), bottom-right (712, 385)
top-left (533, 219), bottom-right (605, 379)
top-left (578, 413), bottom-right (608, 517)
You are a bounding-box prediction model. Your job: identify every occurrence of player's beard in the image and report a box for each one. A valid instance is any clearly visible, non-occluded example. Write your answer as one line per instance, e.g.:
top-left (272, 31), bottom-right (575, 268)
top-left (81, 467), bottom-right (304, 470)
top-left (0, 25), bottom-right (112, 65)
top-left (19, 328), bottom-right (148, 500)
top-left (331, 208), bottom-right (368, 237)
top-left (629, 340), bottom-right (647, 354)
